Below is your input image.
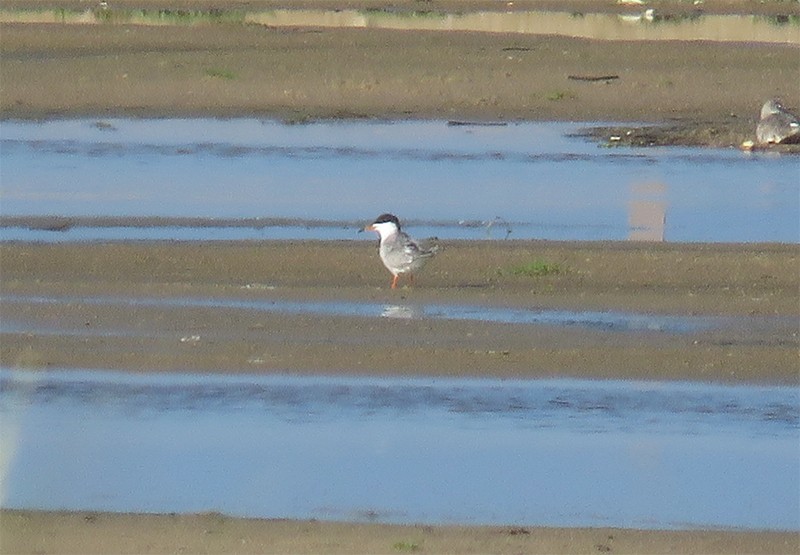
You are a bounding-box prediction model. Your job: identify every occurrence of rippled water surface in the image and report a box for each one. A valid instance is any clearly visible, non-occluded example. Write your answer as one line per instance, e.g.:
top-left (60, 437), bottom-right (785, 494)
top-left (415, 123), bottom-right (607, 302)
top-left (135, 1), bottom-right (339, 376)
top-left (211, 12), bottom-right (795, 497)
top-left (1, 370), bottom-right (797, 530)
top-left (1, 119), bottom-right (798, 242)
top-left (1, 293), bottom-right (738, 334)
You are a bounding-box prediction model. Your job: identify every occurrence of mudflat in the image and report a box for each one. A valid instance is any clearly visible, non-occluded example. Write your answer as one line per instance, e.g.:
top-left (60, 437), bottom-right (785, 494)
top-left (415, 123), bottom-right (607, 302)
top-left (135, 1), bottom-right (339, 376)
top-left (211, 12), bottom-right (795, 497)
top-left (2, 240), bottom-right (799, 384)
top-left (2, 509), bottom-right (798, 555)
top-left (1, 0), bottom-right (799, 147)
top-left (1, 2), bottom-right (799, 553)
top-left (2, 240), bottom-right (798, 553)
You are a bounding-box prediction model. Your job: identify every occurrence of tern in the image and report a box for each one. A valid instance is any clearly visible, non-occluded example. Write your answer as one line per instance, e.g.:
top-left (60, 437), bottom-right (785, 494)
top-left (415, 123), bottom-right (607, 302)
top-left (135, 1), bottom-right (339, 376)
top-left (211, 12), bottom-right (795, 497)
top-left (364, 213), bottom-right (438, 289)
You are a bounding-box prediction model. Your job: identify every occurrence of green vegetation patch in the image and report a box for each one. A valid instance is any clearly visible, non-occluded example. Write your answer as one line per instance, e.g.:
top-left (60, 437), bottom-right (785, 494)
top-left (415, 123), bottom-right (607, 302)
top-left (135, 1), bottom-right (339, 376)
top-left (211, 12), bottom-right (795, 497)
top-left (546, 90), bottom-right (576, 101)
top-left (393, 541), bottom-right (421, 552)
top-left (204, 68), bottom-right (237, 80)
top-left (505, 259), bottom-right (564, 277)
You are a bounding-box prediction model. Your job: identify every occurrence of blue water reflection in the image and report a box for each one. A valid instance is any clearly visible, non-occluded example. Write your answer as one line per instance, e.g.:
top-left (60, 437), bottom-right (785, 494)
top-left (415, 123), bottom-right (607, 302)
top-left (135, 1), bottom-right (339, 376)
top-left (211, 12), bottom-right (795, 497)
top-left (1, 119), bottom-right (798, 242)
top-left (1, 370), bottom-right (797, 530)
top-left (1, 292), bottom-right (739, 334)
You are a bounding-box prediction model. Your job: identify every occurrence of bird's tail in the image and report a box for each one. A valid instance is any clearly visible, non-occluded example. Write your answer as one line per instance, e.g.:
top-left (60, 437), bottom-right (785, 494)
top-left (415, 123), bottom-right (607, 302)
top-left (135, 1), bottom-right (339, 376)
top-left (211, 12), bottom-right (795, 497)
top-left (424, 243), bottom-right (440, 257)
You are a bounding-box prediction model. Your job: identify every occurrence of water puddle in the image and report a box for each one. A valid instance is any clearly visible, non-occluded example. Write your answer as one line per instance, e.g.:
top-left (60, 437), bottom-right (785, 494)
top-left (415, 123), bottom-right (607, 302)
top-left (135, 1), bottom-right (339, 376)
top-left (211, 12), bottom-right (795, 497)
top-left (1, 369), bottom-right (797, 529)
top-left (1, 119), bottom-right (798, 243)
top-left (246, 9), bottom-right (800, 44)
top-left (1, 293), bottom-right (736, 334)
top-left (1, 8), bottom-right (797, 44)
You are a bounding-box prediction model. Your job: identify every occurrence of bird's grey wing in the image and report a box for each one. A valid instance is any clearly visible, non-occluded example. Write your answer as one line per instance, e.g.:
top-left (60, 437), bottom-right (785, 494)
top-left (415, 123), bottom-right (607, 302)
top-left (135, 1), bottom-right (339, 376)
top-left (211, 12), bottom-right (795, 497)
top-left (758, 112), bottom-right (800, 144)
top-left (380, 237), bottom-right (414, 268)
top-left (403, 236), bottom-right (438, 260)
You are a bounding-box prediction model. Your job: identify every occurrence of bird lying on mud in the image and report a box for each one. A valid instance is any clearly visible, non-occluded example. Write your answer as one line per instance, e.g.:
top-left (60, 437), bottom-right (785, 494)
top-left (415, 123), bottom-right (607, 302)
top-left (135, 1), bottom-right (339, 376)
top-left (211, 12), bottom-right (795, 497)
top-left (363, 213), bottom-right (438, 289)
top-left (756, 99), bottom-right (800, 145)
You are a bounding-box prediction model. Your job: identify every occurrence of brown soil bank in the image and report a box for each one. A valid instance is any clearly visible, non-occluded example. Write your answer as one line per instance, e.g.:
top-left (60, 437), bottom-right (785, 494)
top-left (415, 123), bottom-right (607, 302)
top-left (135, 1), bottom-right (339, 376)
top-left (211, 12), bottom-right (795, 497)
top-left (1, 1), bottom-right (799, 148)
top-left (2, 240), bottom-right (798, 384)
top-left (2, 510), bottom-right (798, 555)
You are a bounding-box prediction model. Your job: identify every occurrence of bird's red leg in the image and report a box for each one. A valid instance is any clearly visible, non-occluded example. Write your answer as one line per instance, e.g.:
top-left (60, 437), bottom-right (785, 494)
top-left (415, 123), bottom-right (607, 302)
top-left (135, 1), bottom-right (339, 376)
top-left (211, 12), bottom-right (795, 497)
top-left (391, 275), bottom-right (399, 289)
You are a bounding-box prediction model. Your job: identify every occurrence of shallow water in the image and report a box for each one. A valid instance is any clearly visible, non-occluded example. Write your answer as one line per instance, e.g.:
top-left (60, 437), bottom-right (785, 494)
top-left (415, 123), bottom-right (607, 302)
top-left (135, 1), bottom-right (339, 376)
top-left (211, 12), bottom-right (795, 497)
top-left (1, 8), bottom-right (797, 44)
top-left (247, 10), bottom-right (800, 44)
top-left (1, 369), bottom-right (797, 530)
top-left (1, 119), bottom-right (798, 243)
top-left (1, 292), bottom-right (737, 334)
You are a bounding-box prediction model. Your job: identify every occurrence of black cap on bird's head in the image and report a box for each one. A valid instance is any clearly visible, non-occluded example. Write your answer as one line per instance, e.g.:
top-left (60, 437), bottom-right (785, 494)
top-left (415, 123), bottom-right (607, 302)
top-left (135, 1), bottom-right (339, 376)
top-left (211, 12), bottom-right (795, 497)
top-left (372, 213), bottom-right (400, 227)
top-left (362, 213), bottom-right (402, 234)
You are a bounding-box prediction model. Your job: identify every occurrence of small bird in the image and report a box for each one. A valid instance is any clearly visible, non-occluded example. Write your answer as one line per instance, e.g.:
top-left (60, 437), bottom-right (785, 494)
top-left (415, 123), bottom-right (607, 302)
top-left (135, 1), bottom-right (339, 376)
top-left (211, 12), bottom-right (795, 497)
top-left (363, 213), bottom-right (438, 289)
top-left (756, 99), bottom-right (800, 145)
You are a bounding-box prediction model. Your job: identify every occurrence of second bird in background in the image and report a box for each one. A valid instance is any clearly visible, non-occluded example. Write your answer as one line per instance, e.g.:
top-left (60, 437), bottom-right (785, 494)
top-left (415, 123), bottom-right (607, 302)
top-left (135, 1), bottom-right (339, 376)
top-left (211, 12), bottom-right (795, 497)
top-left (756, 99), bottom-right (800, 145)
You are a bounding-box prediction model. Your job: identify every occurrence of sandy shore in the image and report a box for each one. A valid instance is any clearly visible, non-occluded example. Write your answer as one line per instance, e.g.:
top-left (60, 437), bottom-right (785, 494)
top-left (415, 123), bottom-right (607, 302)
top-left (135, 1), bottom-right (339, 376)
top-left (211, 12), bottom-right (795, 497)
top-left (2, 509), bottom-right (798, 555)
top-left (1, 3), bottom-right (799, 552)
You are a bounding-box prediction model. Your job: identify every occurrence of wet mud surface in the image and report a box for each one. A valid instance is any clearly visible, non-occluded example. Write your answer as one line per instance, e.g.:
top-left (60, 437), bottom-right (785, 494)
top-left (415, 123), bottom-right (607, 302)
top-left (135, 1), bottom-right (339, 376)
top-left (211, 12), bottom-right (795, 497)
top-left (2, 509), bottom-right (796, 555)
top-left (2, 241), bottom-right (797, 384)
top-left (580, 122), bottom-right (800, 151)
top-left (2, 1), bottom-right (799, 150)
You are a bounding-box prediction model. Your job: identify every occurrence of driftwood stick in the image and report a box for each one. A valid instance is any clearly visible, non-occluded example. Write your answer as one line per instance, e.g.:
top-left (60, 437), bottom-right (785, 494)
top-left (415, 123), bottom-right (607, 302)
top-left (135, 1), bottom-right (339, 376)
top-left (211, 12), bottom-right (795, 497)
top-left (568, 74), bottom-right (620, 82)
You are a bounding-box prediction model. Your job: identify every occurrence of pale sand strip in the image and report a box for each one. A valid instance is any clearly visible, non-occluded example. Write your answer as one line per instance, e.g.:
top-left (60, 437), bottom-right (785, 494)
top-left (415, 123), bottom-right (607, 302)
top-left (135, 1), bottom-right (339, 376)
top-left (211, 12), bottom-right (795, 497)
top-left (2, 510), bottom-right (798, 555)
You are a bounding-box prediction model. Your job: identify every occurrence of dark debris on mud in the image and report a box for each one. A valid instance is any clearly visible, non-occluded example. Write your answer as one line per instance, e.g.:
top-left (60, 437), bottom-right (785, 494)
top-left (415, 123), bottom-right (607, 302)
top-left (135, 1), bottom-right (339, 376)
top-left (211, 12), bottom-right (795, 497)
top-left (577, 121), bottom-right (800, 152)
